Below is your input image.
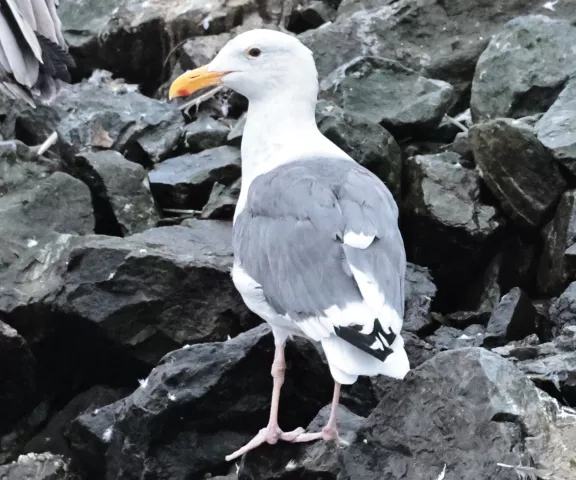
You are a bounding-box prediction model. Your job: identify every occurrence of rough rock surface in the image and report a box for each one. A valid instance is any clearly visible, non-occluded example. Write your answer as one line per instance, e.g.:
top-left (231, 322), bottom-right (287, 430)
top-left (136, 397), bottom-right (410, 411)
top-left (550, 282), bottom-right (576, 333)
top-left (72, 151), bottom-right (160, 235)
top-left (149, 146), bottom-right (241, 210)
top-left (201, 178), bottom-right (241, 219)
top-left (320, 56), bottom-right (454, 136)
top-left (470, 118), bottom-right (566, 228)
top-left (0, 453), bottom-right (69, 480)
top-left (471, 15), bottom-right (576, 122)
top-left (403, 263), bottom-right (437, 334)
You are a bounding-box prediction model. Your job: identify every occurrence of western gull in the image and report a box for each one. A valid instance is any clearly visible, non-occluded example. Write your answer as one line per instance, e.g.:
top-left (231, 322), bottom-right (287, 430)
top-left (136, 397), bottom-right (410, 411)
top-left (169, 29), bottom-right (409, 461)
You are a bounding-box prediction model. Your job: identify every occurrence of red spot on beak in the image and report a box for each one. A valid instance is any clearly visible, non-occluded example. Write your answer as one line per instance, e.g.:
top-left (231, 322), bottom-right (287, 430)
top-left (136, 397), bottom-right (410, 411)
top-left (177, 89), bottom-right (190, 97)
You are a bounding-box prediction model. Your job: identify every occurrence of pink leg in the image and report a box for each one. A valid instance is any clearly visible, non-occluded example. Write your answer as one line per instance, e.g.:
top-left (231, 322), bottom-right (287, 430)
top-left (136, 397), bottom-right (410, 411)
top-left (293, 382), bottom-right (342, 443)
top-left (225, 342), bottom-right (304, 461)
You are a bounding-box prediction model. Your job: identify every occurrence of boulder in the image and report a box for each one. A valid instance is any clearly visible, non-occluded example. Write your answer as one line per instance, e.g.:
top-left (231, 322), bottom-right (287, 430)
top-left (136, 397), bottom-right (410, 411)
top-left (149, 146), bottom-right (241, 210)
top-left (340, 348), bottom-right (576, 480)
top-left (182, 117), bottom-right (231, 153)
top-left (471, 15), bottom-right (576, 122)
top-left (102, 324), bottom-right (333, 480)
top-left (470, 119), bottom-right (565, 229)
top-left (72, 151), bottom-right (160, 236)
top-left (201, 179), bottom-right (241, 219)
top-left (0, 453), bottom-right (69, 480)
top-left (320, 56), bottom-right (454, 136)
top-left (426, 325), bottom-right (485, 350)
top-left (315, 100), bottom-right (402, 198)
top-left (536, 77), bottom-right (576, 176)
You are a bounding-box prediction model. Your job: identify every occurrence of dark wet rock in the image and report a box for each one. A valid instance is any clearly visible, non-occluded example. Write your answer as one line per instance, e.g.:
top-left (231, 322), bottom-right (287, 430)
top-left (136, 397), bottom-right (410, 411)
top-left (201, 179), bottom-right (241, 219)
top-left (23, 386), bottom-right (127, 462)
top-left (72, 151), bottom-right (160, 236)
top-left (67, 398), bottom-right (127, 480)
top-left (471, 15), bottom-right (576, 122)
top-left (0, 172), bottom-right (94, 272)
top-left (149, 146), bottom-right (241, 210)
top-left (484, 288), bottom-right (539, 348)
top-left (538, 190), bottom-right (576, 296)
top-left (59, 0), bottom-right (260, 89)
top-left (536, 77), bottom-right (576, 176)
top-left (288, 1), bottom-right (336, 34)
top-left (550, 282), bottom-right (576, 333)
top-left (102, 324), bottom-right (333, 480)
top-left (340, 347), bottom-right (576, 480)
top-left (238, 404), bottom-right (363, 480)
top-left (316, 99), bottom-right (402, 198)
top-left (320, 56), bottom-right (453, 136)
top-left (403, 263), bottom-right (437, 334)
top-left (12, 74), bottom-right (183, 166)
top-left (470, 119), bottom-right (565, 229)
top-left (402, 152), bottom-right (502, 309)
top-left (0, 452), bottom-right (69, 480)
top-left (0, 321), bottom-right (38, 435)
top-left (494, 325), bottom-right (576, 407)
top-left (182, 117), bottom-right (231, 153)
top-left (426, 325), bottom-right (485, 350)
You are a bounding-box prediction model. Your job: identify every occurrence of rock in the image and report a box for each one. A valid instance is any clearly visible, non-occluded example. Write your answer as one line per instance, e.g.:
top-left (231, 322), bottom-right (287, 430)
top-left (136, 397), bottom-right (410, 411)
top-left (182, 117), bottom-right (231, 153)
top-left (402, 152), bottom-right (502, 309)
top-left (149, 146), bottom-right (241, 210)
top-left (102, 324), bottom-right (333, 480)
top-left (470, 119), bottom-right (565, 228)
top-left (484, 288), bottom-right (539, 348)
top-left (72, 151), bottom-right (160, 236)
top-left (67, 398), bottom-right (127, 480)
top-left (426, 325), bottom-right (485, 350)
top-left (0, 172), bottom-right (94, 272)
top-left (12, 74), bottom-right (183, 166)
top-left (0, 452), bottom-right (69, 480)
top-left (403, 263), bottom-right (437, 334)
top-left (320, 56), bottom-right (454, 136)
top-left (238, 404), bottom-right (364, 479)
top-left (59, 0), bottom-right (259, 89)
top-left (536, 77), bottom-right (576, 176)
top-left (549, 282), bottom-right (576, 333)
top-left (538, 190), bottom-right (576, 296)
top-left (445, 310), bottom-right (491, 329)
top-left (449, 130), bottom-right (473, 164)
top-left (494, 325), bottom-right (576, 407)
top-left (471, 15), bottom-right (576, 122)
top-left (23, 386), bottom-right (127, 463)
top-left (0, 321), bottom-right (38, 434)
top-left (201, 179), bottom-right (241, 219)
top-left (315, 100), bottom-right (402, 198)
top-left (179, 33), bottom-right (233, 71)
top-left (288, 1), bottom-right (336, 34)
top-left (340, 348), bottom-right (576, 480)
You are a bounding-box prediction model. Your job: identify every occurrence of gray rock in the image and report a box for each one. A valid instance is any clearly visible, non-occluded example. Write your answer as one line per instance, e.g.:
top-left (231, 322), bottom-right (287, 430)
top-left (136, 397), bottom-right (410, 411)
top-left (315, 100), bottom-right (402, 198)
top-left (11, 74), bottom-right (183, 166)
top-left (549, 282), bottom-right (576, 333)
top-left (426, 325), bottom-right (485, 350)
top-left (149, 146), bottom-right (241, 210)
top-left (445, 310), bottom-right (491, 329)
top-left (471, 15), bottom-right (576, 122)
top-left (402, 152), bottom-right (502, 308)
top-left (536, 77), bottom-right (576, 176)
top-left (495, 325), bottom-right (576, 407)
top-left (0, 321), bottom-right (38, 434)
top-left (179, 33), bottom-right (233, 71)
top-left (201, 179), bottom-right (241, 219)
top-left (470, 118), bottom-right (565, 228)
top-left (320, 56), bottom-right (454, 136)
top-left (72, 151), bottom-right (160, 236)
top-left (238, 404), bottom-right (363, 479)
top-left (0, 172), bottom-right (94, 272)
top-left (484, 288), bottom-right (539, 348)
top-left (288, 0), bottom-right (336, 33)
top-left (403, 263), bottom-right (437, 334)
top-left (538, 190), bottom-right (576, 296)
top-left (0, 453), bottom-right (69, 480)
top-left (103, 324), bottom-right (333, 480)
top-left (182, 117), bottom-right (231, 153)
top-left (340, 347), bottom-right (576, 480)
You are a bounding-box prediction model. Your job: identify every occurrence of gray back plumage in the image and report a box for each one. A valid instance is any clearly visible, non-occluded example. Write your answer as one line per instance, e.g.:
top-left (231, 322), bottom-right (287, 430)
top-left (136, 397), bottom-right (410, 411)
top-left (0, 0), bottom-right (74, 106)
top-left (234, 157), bottom-right (405, 323)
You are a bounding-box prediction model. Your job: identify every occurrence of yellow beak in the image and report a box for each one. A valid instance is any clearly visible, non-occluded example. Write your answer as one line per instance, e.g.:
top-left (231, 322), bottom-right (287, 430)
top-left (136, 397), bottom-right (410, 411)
top-left (168, 65), bottom-right (225, 99)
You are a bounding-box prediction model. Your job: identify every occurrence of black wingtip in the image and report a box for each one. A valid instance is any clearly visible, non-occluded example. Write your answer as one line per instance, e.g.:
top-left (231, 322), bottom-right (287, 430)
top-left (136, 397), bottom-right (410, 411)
top-left (334, 319), bottom-right (397, 362)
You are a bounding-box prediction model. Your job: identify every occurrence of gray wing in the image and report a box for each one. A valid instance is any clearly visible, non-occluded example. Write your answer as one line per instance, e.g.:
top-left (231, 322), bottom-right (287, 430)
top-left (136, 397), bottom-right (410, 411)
top-left (0, 0), bottom-right (74, 104)
top-left (234, 157), bottom-right (406, 361)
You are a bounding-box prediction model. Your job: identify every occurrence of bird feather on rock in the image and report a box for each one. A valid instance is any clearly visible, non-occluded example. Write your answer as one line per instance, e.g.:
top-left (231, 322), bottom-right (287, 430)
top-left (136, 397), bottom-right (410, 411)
top-left (169, 29), bottom-right (409, 461)
top-left (0, 0), bottom-right (74, 106)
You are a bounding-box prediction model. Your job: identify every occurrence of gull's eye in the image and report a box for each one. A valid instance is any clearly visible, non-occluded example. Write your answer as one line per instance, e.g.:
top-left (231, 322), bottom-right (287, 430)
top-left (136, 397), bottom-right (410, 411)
top-left (247, 47), bottom-right (262, 58)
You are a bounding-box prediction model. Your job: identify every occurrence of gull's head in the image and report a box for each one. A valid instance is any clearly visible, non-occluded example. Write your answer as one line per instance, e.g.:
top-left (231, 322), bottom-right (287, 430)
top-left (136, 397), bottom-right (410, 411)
top-left (169, 29), bottom-right (318, 103)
